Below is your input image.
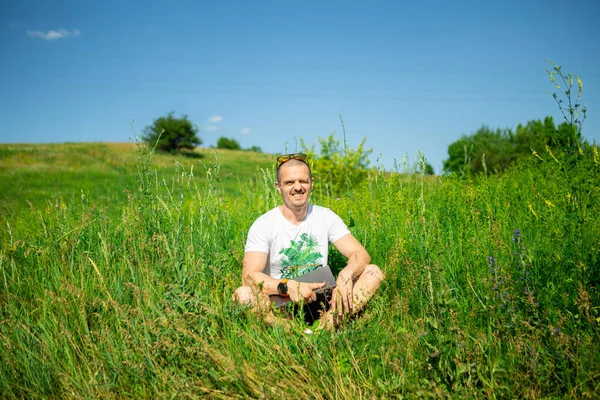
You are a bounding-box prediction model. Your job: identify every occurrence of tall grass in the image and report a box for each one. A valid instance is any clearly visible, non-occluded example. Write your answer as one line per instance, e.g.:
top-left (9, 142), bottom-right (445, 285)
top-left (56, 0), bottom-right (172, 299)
top-left (1, 135), bottom-right (599, 398)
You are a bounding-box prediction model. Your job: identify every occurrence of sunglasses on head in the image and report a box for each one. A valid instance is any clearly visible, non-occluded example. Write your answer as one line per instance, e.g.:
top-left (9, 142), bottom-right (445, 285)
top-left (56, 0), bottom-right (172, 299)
top-left (276, 153), bottom-right (308, 168)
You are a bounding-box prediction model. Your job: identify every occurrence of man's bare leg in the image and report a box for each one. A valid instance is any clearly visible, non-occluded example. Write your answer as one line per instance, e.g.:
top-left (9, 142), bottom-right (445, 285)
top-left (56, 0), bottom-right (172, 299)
top-left (232, 286), bottom-right (293, 329)
top-left (318, 264), bottom-right (384, 330)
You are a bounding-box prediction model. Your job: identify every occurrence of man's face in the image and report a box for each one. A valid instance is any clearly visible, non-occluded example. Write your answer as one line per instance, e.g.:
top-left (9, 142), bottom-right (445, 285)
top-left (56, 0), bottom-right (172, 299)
top-left (276, 162), bottom-right (313, 209)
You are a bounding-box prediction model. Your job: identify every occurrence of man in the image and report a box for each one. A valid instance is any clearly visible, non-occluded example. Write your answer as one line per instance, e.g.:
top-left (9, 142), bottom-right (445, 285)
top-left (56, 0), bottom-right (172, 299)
top-left (232, 153), bottom-right (384, 330)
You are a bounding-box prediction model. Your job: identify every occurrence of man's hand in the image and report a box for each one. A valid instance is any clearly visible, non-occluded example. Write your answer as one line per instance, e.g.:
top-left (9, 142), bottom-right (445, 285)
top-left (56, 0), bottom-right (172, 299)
top-left (330, 273), bottom-right (354, 316)
top-left (287, 280), bottom-right (326, 303)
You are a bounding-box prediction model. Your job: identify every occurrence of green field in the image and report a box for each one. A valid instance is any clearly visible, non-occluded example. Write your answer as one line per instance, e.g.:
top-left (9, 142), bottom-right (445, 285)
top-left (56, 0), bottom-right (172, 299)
top-left (1, 141), bottom-right (599, 398)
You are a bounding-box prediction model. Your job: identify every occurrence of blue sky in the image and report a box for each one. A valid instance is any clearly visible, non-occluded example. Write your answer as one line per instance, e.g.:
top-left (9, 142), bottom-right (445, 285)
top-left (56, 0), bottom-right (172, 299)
top-left (1, 0), bottom-right (599, 173)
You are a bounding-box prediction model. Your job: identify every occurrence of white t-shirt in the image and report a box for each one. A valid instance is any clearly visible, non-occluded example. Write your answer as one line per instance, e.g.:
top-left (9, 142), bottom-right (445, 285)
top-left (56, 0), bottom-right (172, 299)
top-left (245, 204), bottom-right (351, 279)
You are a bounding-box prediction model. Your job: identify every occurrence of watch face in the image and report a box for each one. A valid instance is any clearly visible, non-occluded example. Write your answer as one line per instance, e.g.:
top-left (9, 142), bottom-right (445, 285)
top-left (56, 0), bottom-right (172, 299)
top-left (277, 281), bottom-right (288, 296)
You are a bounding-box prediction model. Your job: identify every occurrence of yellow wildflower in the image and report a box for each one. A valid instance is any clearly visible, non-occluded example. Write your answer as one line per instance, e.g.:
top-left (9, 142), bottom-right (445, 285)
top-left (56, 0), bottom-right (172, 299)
top-left (545, 145), bottom-right (561, 165)
top-left (528, 204), bottom-right (538, 219)
top-left (576, 74), bottom-right (583, 99)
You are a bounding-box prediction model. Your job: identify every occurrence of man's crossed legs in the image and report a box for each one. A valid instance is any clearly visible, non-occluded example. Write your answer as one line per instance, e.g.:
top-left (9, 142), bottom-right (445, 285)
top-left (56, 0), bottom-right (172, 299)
top-left (232, 264), bottom-right (384, 331)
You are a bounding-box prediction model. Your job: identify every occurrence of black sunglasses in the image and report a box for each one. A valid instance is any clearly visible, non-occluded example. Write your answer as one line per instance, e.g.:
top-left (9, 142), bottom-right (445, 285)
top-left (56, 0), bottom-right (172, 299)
top-left (276, 153), bottom-right (308, 168)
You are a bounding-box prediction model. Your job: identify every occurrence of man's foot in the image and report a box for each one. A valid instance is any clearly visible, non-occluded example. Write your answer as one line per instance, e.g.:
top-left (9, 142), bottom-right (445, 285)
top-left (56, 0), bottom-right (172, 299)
top-left (315, 311), bottom-right (337, 331)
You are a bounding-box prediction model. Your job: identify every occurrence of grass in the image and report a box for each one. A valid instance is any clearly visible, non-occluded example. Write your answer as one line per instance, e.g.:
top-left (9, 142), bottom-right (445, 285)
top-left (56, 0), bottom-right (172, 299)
top-left (0, 142), bottom-right (275, 228)
top-left (0, 140), bottom-right (599, 398)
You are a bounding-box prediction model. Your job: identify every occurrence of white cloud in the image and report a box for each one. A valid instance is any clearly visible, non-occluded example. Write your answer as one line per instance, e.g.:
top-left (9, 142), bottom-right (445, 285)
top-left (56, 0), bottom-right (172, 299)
top-left (208, 115), bottom-right (223, 123)
top-left (206, 125), bottom-right (218, 131)
top-left (26, 29), bottom-right (80, 41)
top-left (240, 127), bottom-right (250, 135)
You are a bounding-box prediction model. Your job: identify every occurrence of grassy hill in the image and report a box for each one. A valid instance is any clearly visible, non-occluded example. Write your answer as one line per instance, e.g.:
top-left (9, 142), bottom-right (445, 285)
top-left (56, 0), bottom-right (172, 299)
top-left (0, 142), bottom-right (275, 222)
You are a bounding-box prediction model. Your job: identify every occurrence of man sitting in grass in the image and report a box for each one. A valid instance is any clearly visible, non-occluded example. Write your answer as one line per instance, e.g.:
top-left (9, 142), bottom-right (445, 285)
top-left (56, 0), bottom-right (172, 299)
top-left (232, 153), bottom-right (384, 331)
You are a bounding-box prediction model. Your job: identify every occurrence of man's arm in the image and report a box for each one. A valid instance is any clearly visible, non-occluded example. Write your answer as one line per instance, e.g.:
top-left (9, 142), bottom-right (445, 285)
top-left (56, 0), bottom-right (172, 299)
top-left (333, 233), bottom-right (371, 281)
top-left (242, 251), bottom-right (325, 302)
top-left (331, 233), bottom-right (372, 314)
top-left (242, 251), bottom-right (280, 294)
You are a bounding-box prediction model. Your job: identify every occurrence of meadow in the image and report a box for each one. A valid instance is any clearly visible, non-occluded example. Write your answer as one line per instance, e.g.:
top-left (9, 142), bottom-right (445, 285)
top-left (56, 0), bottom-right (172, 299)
top-left (0, 139), bottom-right (599, 398)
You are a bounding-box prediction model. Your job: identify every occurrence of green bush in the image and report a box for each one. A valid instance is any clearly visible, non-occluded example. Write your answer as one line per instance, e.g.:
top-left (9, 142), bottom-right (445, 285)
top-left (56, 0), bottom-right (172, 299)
top-left (301, 133), bottom-right (372, 198)
top-left (216, 137), bottom-right (241, 150)
top-left (246, 145), bottom-right (263, 153)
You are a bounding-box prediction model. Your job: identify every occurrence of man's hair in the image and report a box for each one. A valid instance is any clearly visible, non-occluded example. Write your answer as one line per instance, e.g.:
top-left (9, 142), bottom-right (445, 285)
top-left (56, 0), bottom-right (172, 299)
top-left (276, 159), bottom-right (313, 183)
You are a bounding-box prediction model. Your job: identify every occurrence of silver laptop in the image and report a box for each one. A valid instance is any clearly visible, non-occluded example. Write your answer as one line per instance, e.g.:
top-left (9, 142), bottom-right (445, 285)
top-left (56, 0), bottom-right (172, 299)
top-left (270, 265), bottom-right (336, 308)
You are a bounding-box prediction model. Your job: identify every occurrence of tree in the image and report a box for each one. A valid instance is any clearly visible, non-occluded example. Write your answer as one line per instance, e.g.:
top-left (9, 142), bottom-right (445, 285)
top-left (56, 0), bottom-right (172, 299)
top-left (443, 117), bottom-right (585, 175)
top-left (216, 137), bottom-right (241, 150)
top-left (143, 112), bottom-right (201, 152)
top-left (443, 126), bottom-right (515, 175)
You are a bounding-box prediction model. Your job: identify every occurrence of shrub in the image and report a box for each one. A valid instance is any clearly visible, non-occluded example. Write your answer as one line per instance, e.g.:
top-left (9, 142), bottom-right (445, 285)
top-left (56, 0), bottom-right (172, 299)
top-left (301, 132), bottom-right (372, 198)
top-left (216, 137), bottom-right (241, 150)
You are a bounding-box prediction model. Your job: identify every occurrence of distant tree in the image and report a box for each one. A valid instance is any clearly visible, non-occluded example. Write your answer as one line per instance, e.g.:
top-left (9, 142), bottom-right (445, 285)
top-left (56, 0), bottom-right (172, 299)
top-left (444, 126), bottom-right (516, 175)
top-left (443, 117), bottom-right (585, 175)
top-left (216, 137), bottom-right (241, 150)
top-left (143, 112), bottom-right (201, 152)
top-left (246, 145), bottom-right (263, 153)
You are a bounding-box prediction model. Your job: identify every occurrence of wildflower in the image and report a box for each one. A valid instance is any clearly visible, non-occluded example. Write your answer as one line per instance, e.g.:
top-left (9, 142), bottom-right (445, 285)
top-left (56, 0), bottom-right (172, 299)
top-left (512, 229), bottom-right (522, 244)
top-left (528, 204), bottom-right (538, 218)
top-left (531, 149), bottom-right (544, 161)
top-left (545, 145), bottom-right (561, 165)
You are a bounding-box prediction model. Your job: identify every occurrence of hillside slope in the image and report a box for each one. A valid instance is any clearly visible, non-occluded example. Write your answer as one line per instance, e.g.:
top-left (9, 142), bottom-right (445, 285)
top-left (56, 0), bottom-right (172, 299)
top-left (0, 142), bottom-right (275, 221)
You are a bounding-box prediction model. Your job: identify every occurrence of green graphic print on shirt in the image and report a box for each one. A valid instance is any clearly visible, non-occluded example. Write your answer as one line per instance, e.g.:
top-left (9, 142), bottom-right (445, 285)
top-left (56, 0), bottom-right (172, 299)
top-left (279, 233), bottom-right (323, 279)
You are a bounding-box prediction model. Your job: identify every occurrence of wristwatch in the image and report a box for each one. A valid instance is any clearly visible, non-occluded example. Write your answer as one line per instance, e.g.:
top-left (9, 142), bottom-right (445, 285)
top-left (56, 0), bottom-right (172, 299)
top-left (277, 279), bottom-right (289, 297)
